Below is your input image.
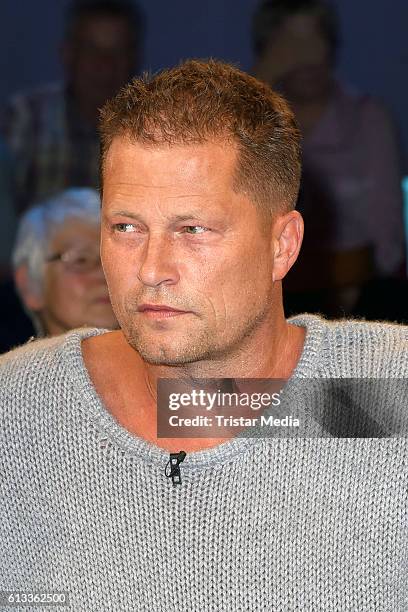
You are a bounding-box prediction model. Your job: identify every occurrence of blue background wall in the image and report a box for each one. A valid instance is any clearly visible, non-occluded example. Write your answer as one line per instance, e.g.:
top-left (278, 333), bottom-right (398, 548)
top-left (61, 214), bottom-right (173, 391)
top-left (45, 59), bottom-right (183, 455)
top-left (1, 0), bottom-right (408, 166)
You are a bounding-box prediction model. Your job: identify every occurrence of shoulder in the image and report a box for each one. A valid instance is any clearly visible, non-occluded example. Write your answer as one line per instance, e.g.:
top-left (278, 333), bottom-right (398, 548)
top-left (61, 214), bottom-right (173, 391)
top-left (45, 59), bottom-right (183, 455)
top-left (0, 328), bottom-right (107, 400)
top-left (0, 333), bottom-right (65, 376)
top-left (328, 318), bottom-right (407, 377)
top-left (0, 328), bottom-right (110, 457)
top-left (290, 314), bottom-right (408, 377)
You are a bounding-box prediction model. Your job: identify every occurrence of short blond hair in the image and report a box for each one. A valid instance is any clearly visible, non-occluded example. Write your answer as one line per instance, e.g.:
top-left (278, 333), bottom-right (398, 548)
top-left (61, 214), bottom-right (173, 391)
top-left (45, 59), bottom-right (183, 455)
top-left (99, 59), bottom-right (301, 214)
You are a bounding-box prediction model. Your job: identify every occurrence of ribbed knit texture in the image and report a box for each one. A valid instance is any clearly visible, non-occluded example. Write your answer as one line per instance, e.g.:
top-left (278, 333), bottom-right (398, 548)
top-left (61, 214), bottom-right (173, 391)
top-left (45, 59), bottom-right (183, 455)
top-left (0, 315), bottom-right (407, 611)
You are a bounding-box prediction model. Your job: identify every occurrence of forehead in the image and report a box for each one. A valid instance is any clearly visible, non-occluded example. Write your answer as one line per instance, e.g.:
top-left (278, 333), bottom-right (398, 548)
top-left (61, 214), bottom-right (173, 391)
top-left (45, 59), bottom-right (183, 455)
top-left (102, 137), bottom-right (240, 202)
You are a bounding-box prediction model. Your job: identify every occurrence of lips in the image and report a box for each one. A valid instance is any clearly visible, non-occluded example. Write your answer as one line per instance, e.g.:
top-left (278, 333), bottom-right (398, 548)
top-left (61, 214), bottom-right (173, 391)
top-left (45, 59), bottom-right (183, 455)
top-left (137, 304), bottom-right (190, 318)
top-left (138, 304), bottom-right (187, 313)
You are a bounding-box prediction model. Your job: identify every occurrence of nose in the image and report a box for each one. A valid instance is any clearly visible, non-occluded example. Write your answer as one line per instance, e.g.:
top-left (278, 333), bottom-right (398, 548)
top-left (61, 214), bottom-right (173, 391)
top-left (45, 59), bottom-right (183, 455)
top-left (137, 233), bottom-right (180, 288)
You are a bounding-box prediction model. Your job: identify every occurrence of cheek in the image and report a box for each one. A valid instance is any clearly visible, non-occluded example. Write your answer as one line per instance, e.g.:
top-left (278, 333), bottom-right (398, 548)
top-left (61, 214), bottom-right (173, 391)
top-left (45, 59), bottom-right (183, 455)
top-left (101, 248), bottom-right (131, 297)
top-left (217, 245), bottom-right (273, 306)
top-left (101, 243), bottom-right (114, 286)
top-left (194, 246), bottom-right (268, 310)
top-left (101, 255), bottom-right (137, 318)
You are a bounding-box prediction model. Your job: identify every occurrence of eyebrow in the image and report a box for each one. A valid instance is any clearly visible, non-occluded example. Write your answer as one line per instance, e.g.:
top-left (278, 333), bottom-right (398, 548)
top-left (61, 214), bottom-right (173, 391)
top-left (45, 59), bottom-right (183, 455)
top-left (106, 209), bottom-right (208, 223)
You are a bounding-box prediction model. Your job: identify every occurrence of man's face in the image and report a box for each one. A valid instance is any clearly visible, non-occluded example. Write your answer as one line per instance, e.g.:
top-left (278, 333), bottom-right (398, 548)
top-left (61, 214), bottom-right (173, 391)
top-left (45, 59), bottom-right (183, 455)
top-left (65, 14), bottom-right (136, 114)
top-left (101, 138), bottom-right (278, 366)
top-left (41, 218), bottom-right (117, 334)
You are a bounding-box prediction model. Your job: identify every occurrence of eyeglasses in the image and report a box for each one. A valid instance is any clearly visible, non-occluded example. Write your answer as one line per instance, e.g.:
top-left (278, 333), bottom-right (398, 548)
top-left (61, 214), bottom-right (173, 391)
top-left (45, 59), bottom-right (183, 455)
top-left (46, 248), bottom-right (102, 274)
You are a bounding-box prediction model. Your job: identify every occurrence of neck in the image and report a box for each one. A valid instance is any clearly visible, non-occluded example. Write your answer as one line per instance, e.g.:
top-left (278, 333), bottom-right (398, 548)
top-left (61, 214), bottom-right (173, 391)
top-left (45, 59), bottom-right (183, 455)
top-left (83, 293), bottom-right (306, 453)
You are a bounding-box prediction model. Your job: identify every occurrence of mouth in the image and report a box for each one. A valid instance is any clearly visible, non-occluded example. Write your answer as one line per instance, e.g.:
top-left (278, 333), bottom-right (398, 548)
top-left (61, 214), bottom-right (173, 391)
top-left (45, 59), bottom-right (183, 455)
top-left (137, 304), bottom-right (191, 319)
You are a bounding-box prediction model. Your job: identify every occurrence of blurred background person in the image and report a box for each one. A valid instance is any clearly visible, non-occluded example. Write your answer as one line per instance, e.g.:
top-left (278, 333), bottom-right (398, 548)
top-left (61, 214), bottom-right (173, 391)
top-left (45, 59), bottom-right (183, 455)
top-left (253, 0), bottom-right (406, 317)
top-left (8, 188), bottom-right (117, 348)
top-left (1, 0), bottom-right (143, 214)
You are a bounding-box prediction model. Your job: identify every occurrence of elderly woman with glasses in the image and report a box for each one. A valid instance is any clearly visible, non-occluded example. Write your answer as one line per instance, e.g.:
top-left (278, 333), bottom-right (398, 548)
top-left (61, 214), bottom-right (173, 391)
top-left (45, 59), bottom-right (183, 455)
top-left (12, 188), bottom-right (117, 336)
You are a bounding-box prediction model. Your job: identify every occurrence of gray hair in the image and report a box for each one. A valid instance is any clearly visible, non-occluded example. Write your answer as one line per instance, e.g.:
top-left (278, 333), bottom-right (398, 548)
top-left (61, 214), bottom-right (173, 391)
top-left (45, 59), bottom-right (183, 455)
top-left (12, 188), bottom-right (101, 332)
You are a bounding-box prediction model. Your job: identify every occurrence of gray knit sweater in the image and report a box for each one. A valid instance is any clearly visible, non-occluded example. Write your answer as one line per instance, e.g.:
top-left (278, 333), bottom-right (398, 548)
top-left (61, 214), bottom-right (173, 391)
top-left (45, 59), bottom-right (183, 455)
top-left (0, 315), bottom-right (407, 611)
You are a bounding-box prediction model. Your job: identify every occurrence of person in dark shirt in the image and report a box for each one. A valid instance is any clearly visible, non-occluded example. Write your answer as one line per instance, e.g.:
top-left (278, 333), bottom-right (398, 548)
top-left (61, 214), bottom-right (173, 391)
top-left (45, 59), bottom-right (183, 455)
top-left (253, 0), bottom-right (406, 316)
top-left (2, 0), bottom-right (144, 213)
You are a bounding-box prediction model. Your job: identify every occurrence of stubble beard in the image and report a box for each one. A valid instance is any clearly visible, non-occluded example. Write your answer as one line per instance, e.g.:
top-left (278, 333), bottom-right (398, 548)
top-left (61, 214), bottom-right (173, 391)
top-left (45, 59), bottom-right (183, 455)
top-left (121, 315), bottom-right (217, 366)
top-left (118, 295), bottom-right (274, 368)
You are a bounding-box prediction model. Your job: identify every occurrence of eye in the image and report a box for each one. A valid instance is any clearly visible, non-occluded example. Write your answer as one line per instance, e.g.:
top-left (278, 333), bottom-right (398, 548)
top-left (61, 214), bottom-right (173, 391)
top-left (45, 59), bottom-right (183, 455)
top-left (183, 225), bottom-right (208, 235)
top-left (113, 223), bottom-right (136, 233)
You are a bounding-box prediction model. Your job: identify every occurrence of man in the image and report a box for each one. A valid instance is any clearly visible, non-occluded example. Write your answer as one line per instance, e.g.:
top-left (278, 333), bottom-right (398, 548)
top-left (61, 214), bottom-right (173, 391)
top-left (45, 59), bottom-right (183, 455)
top-left (253, 0), bottom-right (406, 316)
top-left (12, 187), bottom-right (117, 338)
top-left (0, 60), bottom-right (407, 610)
top-left (1, 0), bottom-right (143, 213)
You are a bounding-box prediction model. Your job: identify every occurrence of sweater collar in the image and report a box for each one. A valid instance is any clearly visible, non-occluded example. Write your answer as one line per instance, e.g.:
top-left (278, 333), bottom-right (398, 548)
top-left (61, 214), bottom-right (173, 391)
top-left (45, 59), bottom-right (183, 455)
top-left (62, 314), bottom-right (328, 468)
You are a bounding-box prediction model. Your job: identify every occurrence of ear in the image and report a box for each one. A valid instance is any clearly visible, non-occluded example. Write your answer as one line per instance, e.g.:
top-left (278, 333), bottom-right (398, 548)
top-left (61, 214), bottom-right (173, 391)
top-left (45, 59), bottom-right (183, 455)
top-left (271, 211), bottom-right (304, 282)
top-left (14, 265), bottom-right (45, 311)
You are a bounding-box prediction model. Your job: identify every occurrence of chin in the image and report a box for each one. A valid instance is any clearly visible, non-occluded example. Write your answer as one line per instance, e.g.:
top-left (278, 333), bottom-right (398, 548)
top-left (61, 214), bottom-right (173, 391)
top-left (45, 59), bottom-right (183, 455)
top-left (126, 331), bottom-right (212, 366)
top-left (136, 344), bottom-right (207, 366)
